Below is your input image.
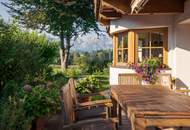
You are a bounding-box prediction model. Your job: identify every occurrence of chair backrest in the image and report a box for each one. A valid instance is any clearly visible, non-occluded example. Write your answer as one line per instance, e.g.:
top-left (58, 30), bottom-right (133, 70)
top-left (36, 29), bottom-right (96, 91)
top-left (156, 74), bottom-right (172, 89)
top-left (118, 73), bottom-right (142, 85)
top-left (60, 84), bottom-right (75, 124)
top-left (68, 78), bottom-right (78, 106)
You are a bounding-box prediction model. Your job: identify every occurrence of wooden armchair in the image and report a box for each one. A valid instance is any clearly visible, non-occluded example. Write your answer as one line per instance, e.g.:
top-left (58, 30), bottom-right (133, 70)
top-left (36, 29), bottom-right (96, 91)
top-left (63, 78), bottom-right (114, 120)
top-left (61, 83), bottom-right (118, 130)
top-left (156, 74), bottom-right (173, 90)
top-left (175, 89), bottom-right (190, 95)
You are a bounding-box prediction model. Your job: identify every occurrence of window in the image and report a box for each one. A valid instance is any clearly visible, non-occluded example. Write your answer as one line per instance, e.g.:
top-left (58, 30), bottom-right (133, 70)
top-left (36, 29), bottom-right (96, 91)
top-left (136, 32), bottom-right (164, 63)
top-left (113, 28), bottom-right (168, 67)
top-left (117, 32), bottom-right (128, 63)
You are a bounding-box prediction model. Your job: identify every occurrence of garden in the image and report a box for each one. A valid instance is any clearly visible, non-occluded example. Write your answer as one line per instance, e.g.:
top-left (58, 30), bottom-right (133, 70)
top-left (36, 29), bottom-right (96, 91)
top-left (0, 18), bottom-right (111, 130)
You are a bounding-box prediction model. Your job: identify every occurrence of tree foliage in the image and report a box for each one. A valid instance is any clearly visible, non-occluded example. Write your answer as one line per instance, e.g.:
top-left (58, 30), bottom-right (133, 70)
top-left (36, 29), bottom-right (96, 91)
top-left (3, 0), bottom-right (99, 69)
top-left (0, 19), bottom-right (58, 90)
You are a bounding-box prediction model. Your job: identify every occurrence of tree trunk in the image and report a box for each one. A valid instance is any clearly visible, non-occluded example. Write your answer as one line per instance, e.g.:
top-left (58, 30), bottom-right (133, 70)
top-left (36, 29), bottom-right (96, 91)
top-left (63, 35), bottom-right (71, 69)
top-left (59, 33), bottom-right (72, 71)
top-left (59, 32), bottom-right (66, 71)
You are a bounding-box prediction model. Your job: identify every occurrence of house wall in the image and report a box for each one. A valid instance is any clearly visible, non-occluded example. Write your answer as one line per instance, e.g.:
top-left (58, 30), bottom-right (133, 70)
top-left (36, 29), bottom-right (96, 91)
top-left (109, 0), bottom-right (190, 87)
top-left (173, 0), bottom-right (190, 88)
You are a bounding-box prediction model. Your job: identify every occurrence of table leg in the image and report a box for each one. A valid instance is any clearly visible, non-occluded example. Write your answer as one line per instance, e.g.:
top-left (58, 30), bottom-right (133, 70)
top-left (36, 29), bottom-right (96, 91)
top-left (111, 96), bottom-right (118, 117)
top-left (118, 105), bottom-right (122, 125)
top-left (131, 115), bottom-right (146, 130)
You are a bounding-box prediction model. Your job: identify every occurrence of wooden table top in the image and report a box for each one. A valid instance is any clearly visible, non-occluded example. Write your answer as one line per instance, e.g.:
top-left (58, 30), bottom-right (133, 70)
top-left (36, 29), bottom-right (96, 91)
top-left (111, 85), bottom-right (190, 118)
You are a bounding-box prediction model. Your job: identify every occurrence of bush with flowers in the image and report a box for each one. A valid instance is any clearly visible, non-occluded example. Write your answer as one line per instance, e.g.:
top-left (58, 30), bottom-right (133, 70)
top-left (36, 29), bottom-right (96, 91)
top-left (132, 58), bottom-right (162, 84)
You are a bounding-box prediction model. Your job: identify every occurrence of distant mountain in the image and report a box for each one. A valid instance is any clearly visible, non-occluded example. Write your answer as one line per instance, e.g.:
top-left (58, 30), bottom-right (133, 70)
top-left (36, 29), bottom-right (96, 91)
top-left (72, 31), bottom-right (112, 52)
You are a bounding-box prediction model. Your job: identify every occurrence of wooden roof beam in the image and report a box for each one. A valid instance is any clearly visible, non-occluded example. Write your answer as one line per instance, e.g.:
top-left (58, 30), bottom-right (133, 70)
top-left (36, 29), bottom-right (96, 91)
top-left (100, 11), bottom-right (122, 20)
top-left (101, 0), bottom-right (132, 14)
top-left (138, 0), bottom-right (185, 14)
top-left (99, 18), bottom-right (110, 26)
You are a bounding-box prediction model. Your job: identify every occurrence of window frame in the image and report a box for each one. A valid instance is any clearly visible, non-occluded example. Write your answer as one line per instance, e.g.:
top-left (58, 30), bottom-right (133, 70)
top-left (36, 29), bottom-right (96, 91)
top-left (112, 28), bottom-right (168, 67)
top-left (116, 32), bottom-right (129, 66)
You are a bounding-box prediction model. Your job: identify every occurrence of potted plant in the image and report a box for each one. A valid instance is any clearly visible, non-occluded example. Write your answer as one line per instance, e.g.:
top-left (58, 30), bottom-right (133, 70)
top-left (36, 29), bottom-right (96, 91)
top-left (22, 86), bottom-right (61, 130)
top-left (132, 58), bottom-right (162, 84)
top-left (76, 75), bottom-right (101, 102)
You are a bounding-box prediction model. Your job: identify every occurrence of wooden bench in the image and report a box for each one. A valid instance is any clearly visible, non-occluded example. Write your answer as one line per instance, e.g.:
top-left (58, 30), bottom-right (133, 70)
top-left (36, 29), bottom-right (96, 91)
top-left (61, 83), bottom-right (118, 130)
top-left (118, 73), bottom-right (142, 85)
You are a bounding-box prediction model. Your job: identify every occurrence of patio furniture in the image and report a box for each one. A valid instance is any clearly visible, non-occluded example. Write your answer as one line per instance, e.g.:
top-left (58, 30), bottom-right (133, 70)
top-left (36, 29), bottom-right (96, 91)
top-left (67, 78), bottom-right (113, 120)
top-left (156, 74), bottom-right (172, 89)
top-left (61, 83), bottom-right (118, 130)
top-left (175, 89), bottom-right (190, 96)
top-left (118, 74), bottom-right (142, 85)
top-left (111, 85), bottom-right (190, 130)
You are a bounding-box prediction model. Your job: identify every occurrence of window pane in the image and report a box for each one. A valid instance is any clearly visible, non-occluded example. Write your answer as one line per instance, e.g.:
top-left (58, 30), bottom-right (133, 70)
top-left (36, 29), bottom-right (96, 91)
top-left (118, 50), bottom-right (122, 62)
top-left (118, 33), bottom-right (122, 48)
top-left (142, 49), bottom-right (150, 60)
top-left (123, 33), bottom-right (128, 48)
top-left (151, 48), bottom-right (163, 63)
top-left (123, 49), bottom-right (128, 62)
top-left (138, 49), bottom-right (150, 62)
top-left (151, 32), bottom-right (163, 47)
top-left (137, 32), bottom-right (149, 47)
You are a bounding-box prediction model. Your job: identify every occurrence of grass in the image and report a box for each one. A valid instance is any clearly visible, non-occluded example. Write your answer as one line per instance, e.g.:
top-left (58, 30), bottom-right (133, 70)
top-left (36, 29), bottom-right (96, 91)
top-left (52, 64), bottom-right (110, 89)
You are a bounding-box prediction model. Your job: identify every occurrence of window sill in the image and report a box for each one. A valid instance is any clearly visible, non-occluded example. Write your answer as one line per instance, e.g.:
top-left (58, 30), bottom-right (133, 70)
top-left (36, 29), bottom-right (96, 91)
top-left (111, 65), bottom-right (172, 70)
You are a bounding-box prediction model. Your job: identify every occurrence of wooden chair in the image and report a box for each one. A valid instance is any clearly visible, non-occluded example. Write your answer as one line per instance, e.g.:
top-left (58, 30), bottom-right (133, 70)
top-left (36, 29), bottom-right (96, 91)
top-left (156, 74), bottom-right (172, 89)
top-left (175, 89), bottom-right (190, 95)
top-left (118, 73), bottom-right (142, 85)
top-left (117, 73), bottom-right (142, 125)
top-left (61, 83), bottom-right (118, 130)
top-left (63, 78), bottom-right (114, 120)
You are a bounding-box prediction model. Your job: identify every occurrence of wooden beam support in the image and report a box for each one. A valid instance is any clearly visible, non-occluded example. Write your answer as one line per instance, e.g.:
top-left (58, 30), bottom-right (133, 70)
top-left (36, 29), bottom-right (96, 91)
top-left (128, 31), bottom-right (135, 63)
top-left (139, 0), bottom-right (184, 14)
top-left (101, 0), bottom-right (132, 14)
top-left (100, 11), bottom-right (122, 20)
top-left (99, 18), bottom-right (110, 26)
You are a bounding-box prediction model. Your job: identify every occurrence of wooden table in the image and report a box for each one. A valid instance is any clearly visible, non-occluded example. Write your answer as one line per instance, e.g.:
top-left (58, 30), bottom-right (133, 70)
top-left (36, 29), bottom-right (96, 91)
top-left (111, 85), bottom-right (190, 130)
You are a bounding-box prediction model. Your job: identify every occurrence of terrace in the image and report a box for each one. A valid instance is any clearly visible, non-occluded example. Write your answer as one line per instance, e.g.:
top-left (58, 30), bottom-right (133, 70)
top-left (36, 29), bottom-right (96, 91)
top-left (1, 0), bottom-right (190, 130)
top-left (55, 0), bottom-right (190, 130)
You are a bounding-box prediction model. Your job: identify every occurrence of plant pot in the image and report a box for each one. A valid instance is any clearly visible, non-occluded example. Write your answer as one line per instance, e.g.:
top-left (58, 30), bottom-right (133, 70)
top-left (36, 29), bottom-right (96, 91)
top-left (31, 118), bottom-right (46, 130)
top-left (79, 97), bottom-right (91, 103)
top-left (142, 80), bottom-right (151, 85)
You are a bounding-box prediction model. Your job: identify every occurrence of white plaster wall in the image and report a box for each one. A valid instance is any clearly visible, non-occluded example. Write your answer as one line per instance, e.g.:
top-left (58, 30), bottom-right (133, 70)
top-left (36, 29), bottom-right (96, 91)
top-left (173, 0), bottom-right (190, 88)
top-left (174, 24), bottom-right (190, 87)
top-left (109, 67), bottom-right (135, 85)
top-left (110, 14), bottom-right (175, 34)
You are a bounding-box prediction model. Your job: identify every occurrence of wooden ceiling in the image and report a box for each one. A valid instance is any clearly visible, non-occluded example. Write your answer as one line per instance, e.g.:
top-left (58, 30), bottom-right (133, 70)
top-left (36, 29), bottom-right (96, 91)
top-left (94, 0), bottom-right (185, 26)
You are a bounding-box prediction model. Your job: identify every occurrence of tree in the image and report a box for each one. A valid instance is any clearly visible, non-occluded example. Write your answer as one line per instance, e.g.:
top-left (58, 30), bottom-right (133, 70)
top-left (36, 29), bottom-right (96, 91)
top-left (3, 0), bottom-right (99, 70)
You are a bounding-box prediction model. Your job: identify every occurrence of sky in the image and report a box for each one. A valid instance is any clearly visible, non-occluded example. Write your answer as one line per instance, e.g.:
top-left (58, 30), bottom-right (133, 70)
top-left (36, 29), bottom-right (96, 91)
top-left (0, 0), bottom-right (112, 52)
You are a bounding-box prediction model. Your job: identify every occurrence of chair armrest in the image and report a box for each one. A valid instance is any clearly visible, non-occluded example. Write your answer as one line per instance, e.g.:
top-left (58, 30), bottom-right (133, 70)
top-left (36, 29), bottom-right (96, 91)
top-left (78, 90), bottom-right (110, 99)
top-left (175, 89), bottom-right (190, 93)
top-left (62, 117), bottom-right (118, 130)
top-left (78, 99), bottom-right (112, 107)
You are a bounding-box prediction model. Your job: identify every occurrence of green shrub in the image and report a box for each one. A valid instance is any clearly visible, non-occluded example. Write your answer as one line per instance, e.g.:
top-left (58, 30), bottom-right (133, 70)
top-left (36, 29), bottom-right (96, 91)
top-left (0, 85), bottom-right (61, 130)
top-left (64, 65), bottom-right (83, 78)
top-left (0, 97), bottom-right (32, 130)
top-left (76, 75), bottom-right (101, 95)
top-left (0, 22), bottom-right (58, 89)
top-left (22, 86), bottom-right (61, 119)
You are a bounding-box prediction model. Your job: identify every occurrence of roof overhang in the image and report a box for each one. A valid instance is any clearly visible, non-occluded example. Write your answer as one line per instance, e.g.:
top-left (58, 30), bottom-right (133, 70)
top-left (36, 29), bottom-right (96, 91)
top-left (94, 0), bottom-right (185, 28)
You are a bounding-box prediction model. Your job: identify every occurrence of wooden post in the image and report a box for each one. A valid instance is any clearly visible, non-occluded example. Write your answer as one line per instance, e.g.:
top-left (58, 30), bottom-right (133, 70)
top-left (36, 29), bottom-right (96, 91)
top-left (128, 31), bottom-right (135, 63)
top-left (112, 35), bottom-right (117, 66)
